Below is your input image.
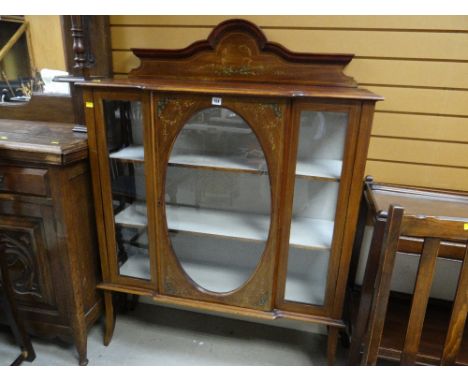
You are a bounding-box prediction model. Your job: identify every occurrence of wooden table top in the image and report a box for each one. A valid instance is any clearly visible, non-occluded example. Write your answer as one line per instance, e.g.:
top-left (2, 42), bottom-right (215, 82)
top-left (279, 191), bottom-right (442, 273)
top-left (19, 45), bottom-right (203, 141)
top-left (366, 182), bottom-right (468, 221)
top-left (0, 119), bottom-right (88, 165)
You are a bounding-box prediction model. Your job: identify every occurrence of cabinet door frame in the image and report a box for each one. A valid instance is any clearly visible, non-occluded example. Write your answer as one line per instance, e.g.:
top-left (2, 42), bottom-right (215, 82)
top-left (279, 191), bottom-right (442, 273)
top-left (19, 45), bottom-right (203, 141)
top-left (153, 92), bottom-right (287, 311)
top-left (275, 99), bottom-right (363, 317)
top-left (91, 89), bottom-right (158, 290)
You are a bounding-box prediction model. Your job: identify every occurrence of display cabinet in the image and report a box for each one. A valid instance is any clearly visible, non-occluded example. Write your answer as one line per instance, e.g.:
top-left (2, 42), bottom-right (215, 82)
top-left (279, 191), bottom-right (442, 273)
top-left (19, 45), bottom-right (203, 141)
top-left (80, 19), bottom-right (382, 364)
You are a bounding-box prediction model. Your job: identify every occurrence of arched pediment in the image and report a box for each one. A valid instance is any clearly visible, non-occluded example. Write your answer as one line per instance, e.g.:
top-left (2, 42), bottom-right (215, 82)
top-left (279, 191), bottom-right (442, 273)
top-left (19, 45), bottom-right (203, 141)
top-left (129, 19), bottom-right (357, 87)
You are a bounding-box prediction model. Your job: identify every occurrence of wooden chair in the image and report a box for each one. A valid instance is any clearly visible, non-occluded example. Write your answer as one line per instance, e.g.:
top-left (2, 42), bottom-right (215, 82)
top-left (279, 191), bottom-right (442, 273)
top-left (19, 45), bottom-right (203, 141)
top-left (0, 251), bottom-right (36, 366)
top-left (349, 204), bottom-right (468, 365)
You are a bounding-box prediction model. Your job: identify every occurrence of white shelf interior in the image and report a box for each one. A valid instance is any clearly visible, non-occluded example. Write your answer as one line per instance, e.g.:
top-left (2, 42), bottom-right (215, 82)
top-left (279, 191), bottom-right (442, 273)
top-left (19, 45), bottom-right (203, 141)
top-left (295, 159), bottom-right (342, 180)
top-left (166, 204), bottom-right (270, 243)
top-left (290, 218), bottom-right (334, 249)
top-left (185, 122), bottom-right (252, 134)
top-left (284, 247), bottom-right (330, 306)
top-left (169, 153), bottom-right (267, 173)
top-left (109, 145), bottom-right (145, 161)
top-left (114, 202), bottom-right (334, 250)
top-left (119, 250), bottom-right (151, 280)
top-left (115, 203), bottom-right (147, 228)
top-left (171, 232), bottom-right (263, 293)
top-left (118, 230), bottom-right (151, 280)
top-left (167, 204), bottom-right (333, 250)
top-left (108, 145), bottom-right (268, 174)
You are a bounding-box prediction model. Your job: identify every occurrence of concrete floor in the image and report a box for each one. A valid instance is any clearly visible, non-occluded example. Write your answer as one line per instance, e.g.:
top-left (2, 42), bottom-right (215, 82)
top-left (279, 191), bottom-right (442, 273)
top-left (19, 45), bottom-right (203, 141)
top-left (0, 302), bottom-right (347, 366)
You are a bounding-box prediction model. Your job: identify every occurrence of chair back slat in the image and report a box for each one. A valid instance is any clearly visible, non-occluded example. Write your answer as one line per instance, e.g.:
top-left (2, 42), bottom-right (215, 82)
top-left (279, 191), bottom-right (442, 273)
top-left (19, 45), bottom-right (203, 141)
top-left (400, 238), bottom-right (440, 365)
top-left (353, 202), bottom-right (468, 366)
top-left (440, 245), bottom-right (468, 365)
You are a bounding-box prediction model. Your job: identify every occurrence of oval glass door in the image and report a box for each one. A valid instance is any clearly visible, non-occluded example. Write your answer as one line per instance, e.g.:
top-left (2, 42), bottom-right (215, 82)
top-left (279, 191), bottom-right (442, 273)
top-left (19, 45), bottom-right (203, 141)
top-left (165, 107), bottom-right (271, 293)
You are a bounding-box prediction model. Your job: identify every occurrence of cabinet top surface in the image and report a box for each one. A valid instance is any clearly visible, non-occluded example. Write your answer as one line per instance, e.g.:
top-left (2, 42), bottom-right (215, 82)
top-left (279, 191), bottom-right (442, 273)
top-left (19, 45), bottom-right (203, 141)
top-left (367, 182), bottom-right (468, 221)
top-left (0, 119), bottom-right (88, 166)
top-left (79, 77), bottom-right (382, 101)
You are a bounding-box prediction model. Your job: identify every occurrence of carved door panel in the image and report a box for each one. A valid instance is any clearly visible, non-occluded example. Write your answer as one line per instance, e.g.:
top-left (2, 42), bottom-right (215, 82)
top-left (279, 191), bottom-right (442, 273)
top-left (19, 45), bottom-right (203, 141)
top-left (0, 214), bottom-right (56, 308)
top-left (155, 94), bottom-right (286, 311)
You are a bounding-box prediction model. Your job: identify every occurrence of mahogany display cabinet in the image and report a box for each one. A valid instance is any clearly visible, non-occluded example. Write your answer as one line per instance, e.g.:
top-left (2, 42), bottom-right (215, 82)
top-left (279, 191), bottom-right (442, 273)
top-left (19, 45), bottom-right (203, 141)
top-left (79, 19), bottom-right (382, 364)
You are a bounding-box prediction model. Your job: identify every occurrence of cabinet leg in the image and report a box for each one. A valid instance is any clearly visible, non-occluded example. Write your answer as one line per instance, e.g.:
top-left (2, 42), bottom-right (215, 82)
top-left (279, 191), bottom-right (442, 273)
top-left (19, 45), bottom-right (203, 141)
top-left (103, 290), bottom-right (116, 346)
top-left (77, 340), bottom-right (88, 366)
top-left (71, 311), bottom-right (88, 365)
top-left (327, 326), bottom-right (340, 365)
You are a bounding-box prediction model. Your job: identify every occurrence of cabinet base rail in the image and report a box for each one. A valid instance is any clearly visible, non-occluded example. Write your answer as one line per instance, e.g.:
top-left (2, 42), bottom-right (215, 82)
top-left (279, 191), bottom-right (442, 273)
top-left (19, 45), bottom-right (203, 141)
top-left (96, 282), bottom-right (345, 329)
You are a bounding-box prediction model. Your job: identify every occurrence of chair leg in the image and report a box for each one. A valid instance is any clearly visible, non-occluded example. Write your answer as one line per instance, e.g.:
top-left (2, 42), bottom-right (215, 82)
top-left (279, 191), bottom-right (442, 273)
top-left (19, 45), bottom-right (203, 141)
top-left (361, 206), bottom-right (404, 365)
top-left (348, 219), bottom-right (386, 365)
top-left (327, 326), bottom-right (340, 365)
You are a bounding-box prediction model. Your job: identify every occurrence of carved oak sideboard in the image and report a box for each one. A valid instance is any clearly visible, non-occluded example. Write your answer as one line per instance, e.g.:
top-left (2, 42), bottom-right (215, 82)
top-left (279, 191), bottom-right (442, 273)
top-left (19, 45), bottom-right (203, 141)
top-left (0, 119), bottom-right (101, 365)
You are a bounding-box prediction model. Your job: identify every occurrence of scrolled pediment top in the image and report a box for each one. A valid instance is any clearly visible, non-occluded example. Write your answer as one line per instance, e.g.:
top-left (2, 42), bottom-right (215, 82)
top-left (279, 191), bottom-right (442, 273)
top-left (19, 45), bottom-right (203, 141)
top-left (129, 18), bottom-right (357, 87)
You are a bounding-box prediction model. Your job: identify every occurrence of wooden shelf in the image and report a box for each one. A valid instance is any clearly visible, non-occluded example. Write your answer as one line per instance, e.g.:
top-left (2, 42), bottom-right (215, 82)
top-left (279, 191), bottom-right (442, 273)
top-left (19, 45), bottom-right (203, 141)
top-left (185, 122), bottom-right (251, 134)
top-left (167, 204), bottom-right (333, 250)
top-left (284, 276), bottom-right (327, 306)
top-left (290, 217), bottom-right (334, 249)
top-left (108, 145), bottom-right (267, 174)
top-left (284, 247), bottom-right (330, 306)
top-left (119, 251), bottom-right (151, 280)
top-left (115, 203), bottom-right (334, 250)
top-left (115, 203), bottom-right (147, 228)
top-left (169, 153), bottom-right (267, 174)
top-left (108, 146), bottom-right (341, 182)
top-left (295, 159), bottom-right (342, 181)
top-left (166, 204), bottom-right (270, 243)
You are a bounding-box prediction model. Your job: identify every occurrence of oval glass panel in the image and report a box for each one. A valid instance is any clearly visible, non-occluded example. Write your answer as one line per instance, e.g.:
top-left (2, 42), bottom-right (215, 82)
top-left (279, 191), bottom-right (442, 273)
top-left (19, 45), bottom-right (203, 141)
top-left (165, 107), bottom-right (271, 293)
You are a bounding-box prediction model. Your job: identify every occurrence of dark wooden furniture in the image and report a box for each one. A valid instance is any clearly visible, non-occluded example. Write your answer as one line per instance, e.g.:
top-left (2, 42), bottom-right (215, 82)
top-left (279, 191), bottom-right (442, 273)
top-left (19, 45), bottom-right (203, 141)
top-left (0, 248), bottom-right (36, 365)
top-left (349, 181), bottom-right (468, 365)
top-left (0, 119), bottom-right (101, 365)
top-left (79, 19), bottom-right (382, 364)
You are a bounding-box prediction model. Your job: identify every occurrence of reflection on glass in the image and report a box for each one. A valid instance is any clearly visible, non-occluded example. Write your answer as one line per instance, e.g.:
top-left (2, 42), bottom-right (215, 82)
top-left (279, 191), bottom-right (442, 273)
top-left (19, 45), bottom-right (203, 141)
top-left (166, 107), bottom-right (271, 293)
top-left (103, 100), bottom-right (150, 280)
top-left (285, 111), bottom-right (348, 306)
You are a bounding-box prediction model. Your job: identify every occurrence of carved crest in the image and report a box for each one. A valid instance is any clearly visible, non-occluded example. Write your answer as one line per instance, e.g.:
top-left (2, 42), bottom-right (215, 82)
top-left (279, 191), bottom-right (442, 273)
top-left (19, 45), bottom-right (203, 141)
top-left (129, 19), bottom-right (357, 87)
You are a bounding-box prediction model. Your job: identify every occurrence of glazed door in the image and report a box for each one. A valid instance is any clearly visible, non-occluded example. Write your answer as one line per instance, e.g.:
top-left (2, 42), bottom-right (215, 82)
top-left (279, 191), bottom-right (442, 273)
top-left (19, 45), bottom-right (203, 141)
top-left (93, 90), bottom-right (157, 288)
top-left (155, 94), bottom-right (286, 311)
top-left (277, 100), bottom-right (362, 316)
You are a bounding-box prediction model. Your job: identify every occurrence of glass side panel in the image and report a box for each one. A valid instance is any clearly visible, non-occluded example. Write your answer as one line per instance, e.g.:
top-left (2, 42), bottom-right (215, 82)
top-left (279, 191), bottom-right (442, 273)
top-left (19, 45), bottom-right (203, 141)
top-left (103, 100), bottom-right (150, 280)
top-left (285, 110), bottom-right (348, 306)
top-left (295, 111), bottom-right (347, 180)
top-left (166, 107), bottom-right (271, 293)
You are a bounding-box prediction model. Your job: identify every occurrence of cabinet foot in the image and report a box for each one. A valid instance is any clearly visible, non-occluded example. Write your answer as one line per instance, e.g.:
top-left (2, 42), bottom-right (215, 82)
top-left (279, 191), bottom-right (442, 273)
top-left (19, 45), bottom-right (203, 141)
top-left (79, 356), bottom-right (89, 366)
top-left (327, 326), bottom-right (340, 365)
top-left (103, 290), bottom-right (116, 346)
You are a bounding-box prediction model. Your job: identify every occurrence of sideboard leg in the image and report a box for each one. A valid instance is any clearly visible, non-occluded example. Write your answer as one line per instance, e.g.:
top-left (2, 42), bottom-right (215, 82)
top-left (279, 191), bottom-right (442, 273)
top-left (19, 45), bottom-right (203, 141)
top-left (77, 344), bottom-right (88, 366)
top-left (69, 295), bottom-right (88, 365)
top-left (103, 290), bottom-right (116, 346)
top-left (327, 326), bottom-right (339, 365)
top-left (73, 322), bottom-right (88, 365)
